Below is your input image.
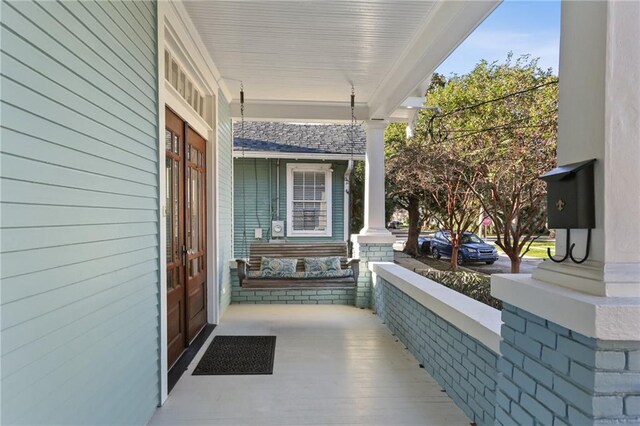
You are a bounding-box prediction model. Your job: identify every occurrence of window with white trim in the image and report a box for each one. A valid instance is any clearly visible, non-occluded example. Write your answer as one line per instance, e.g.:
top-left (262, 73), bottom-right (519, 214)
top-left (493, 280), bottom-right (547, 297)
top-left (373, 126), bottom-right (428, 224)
top-left (287, 164), bottom-right (332, 236)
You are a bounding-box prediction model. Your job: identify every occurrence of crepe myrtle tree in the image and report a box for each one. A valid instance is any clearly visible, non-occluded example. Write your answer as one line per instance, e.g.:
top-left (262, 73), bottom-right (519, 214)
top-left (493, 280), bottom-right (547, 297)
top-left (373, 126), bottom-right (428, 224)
top-left (385, 123), bottom-right (426, 257)
top-left (385, 75), bottom-right (447, 257)
top-left (421, 55), bottom-right (557, 272)
top-left (421, 141), bottom-right (482, 269)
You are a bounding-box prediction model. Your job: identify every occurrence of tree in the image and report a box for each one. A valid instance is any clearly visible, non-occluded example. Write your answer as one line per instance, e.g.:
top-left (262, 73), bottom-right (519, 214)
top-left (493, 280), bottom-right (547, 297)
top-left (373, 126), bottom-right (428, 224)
top-left (385, 74), bottom-right (447, 257)
top-left (417, 137), bottom-right (482, 268)
top-left (419, 55), bottom-right (558, 272)
top-left (385, 123), bottom-right (425, 256)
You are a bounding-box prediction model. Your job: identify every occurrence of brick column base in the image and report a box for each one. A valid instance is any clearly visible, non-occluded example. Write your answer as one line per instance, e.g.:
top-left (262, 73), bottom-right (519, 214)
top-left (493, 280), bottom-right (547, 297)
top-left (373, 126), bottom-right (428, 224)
top-left (496, 303), bottom-right (640, 425)
top-left (351, 239), bottom-right (394, 308)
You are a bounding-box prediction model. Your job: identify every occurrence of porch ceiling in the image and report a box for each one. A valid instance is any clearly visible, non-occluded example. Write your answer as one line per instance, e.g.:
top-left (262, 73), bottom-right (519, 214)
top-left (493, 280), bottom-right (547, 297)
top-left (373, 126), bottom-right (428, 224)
top-left (182, 1), bottom-right (500, 121)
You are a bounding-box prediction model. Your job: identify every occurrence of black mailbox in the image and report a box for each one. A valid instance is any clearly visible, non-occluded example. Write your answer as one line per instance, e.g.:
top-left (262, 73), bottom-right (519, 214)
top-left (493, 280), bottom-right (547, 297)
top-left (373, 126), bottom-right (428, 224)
top-left (540, 159), bottom-right (596, 230)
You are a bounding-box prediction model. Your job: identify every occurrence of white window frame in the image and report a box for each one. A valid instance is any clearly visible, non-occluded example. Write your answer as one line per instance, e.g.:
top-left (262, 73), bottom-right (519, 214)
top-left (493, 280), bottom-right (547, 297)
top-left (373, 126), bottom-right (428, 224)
top-left (286, 163), bottom-right (332, 237)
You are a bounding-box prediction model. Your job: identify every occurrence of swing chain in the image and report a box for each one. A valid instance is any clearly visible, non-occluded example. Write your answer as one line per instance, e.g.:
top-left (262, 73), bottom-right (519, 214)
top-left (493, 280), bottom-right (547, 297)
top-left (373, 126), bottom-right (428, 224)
top-left (240, 82), bottom-right (248, 260)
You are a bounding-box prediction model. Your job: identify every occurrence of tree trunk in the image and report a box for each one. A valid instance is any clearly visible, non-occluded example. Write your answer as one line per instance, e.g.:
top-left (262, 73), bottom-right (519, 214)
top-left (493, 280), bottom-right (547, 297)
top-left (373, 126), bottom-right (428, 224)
top-left (403, 196), bottom-right (421, 257)
top-left (450, 231), bottom-right (460, 270)
top-left (509, 254), bottom-right (521, 273)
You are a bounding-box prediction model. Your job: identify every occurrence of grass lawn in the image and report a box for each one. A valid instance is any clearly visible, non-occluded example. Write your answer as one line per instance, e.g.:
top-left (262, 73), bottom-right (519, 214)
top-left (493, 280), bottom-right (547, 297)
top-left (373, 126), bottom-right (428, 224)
top-left (495, 240), bottom-right (555, 259)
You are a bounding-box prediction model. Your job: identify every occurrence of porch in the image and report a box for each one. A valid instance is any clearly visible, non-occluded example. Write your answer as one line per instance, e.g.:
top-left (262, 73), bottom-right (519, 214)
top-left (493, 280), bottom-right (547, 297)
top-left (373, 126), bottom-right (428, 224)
top-left (149, 304), bottom-right (470, 426)
top-left (2, 0), bottom-right (640, 424)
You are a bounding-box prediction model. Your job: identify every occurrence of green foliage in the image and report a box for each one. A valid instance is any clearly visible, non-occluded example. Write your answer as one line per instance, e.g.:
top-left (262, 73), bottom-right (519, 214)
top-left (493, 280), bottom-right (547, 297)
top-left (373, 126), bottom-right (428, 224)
top-left (350, 161), bottom-right (364, 233)
top-left (419, 269), bottom-right (502, 310)
top-left (388, 55), bottom-right (558, 272)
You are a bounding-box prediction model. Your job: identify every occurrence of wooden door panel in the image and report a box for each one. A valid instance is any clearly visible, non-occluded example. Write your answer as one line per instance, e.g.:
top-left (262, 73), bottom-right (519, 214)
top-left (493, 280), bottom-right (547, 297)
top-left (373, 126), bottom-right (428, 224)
top-left (165, 107), bottom-right (208, 367)
top-left (185, 126), bottom-right (207, 343)
top-left (165, 107), bottom-right (186, 368)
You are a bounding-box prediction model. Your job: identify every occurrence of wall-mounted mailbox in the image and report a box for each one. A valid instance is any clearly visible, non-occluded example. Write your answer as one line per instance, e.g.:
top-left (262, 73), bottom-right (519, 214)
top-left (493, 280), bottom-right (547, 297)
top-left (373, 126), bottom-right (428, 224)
top-left (540, 159), bottom-right (596, 230)
top-left (539, 159), bottom-right (596, 264)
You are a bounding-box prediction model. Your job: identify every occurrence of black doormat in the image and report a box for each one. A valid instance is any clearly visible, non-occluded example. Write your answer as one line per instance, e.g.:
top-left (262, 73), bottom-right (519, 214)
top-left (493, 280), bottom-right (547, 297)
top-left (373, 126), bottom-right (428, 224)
top-left (192, 335), bottom-right (276, 375)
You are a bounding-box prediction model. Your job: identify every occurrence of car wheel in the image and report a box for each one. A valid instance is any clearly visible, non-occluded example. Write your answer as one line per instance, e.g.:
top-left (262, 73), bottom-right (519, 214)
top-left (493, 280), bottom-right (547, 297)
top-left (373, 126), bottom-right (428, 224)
top-left (432, 247), bottom-right (441, 259)
top-left (485, 261), bottom-right (495, 265)
top-left (457, 253), bottom-right (465, 266)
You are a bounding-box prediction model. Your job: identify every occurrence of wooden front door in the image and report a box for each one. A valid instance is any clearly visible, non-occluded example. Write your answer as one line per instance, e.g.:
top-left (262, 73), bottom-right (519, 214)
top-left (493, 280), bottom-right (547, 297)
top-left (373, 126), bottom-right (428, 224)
top-left (165, 107), bottom-right (207, 368)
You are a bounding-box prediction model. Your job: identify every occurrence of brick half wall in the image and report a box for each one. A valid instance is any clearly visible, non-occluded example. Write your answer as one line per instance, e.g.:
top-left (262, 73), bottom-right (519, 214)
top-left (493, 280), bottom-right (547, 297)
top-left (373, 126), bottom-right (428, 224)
top-left (229, 273), bottom-right (356, 305)
top-left (373, 269), bottom-right (501, 426)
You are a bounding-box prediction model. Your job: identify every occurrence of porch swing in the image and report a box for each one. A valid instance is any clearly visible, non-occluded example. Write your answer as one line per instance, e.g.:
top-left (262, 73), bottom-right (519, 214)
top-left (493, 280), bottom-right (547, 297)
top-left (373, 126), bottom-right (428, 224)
top-left (235, 86), bottom-right (360, 289)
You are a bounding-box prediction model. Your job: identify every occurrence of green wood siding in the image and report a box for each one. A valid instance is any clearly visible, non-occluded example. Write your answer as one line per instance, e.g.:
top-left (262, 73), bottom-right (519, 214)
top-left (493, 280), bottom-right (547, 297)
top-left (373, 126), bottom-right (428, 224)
top-left (0, 1), bottom-right (160, 424)
top-left (217, 92), bottom-right (233, 314)
top-left (233, 159), bottom-right (348, 257)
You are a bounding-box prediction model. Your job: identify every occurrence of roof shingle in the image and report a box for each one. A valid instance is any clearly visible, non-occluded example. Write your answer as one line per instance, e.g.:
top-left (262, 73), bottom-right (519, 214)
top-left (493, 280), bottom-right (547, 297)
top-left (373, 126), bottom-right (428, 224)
top-left (233, 122), bottom-right (365, 156)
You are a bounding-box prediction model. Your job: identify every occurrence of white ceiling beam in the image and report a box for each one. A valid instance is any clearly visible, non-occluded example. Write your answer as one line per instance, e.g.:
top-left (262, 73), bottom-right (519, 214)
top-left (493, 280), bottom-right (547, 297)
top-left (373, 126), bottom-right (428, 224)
top-left (230, 101), bottom-right (370, 123)
top-left (367, 1), bottom-right (501, 120)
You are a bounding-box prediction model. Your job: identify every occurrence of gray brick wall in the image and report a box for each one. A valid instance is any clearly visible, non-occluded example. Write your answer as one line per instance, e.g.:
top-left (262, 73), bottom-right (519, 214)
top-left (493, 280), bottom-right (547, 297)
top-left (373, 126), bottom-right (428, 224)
top-left (374, 277), bottom-right (499, 426)
top-left (229, 274), bottom-right (355, 305)
top-left (497, 303), bottom-right (640, 425)
top-left (352, 242), bottom-right (394, 308)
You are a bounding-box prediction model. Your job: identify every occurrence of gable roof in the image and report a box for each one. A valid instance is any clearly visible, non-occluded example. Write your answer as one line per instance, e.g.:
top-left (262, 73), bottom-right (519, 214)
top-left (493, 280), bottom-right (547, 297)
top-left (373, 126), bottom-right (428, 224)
top-left (233, 122), bottom-right (366, 159)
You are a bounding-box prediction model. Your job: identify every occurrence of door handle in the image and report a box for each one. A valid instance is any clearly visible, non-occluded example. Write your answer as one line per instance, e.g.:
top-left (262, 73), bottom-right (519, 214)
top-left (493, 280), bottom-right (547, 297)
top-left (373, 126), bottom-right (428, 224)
top-left (181, 245), bottom-right (187, 266)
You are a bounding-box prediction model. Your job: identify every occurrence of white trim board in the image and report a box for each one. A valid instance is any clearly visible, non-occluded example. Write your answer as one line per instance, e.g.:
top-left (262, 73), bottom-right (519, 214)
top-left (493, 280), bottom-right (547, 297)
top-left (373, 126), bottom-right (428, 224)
top-left (233, 151), bottom-right (365, 161)
top-left (156, 1), bottom-right (168, 405)
top-left (370, 262), bottom-right (502, 354)
top-left (492, 273), bottom-right (640, 341)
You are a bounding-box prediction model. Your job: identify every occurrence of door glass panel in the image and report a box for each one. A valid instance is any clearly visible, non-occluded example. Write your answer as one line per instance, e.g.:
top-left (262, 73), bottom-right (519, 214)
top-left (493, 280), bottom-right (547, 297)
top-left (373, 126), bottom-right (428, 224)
top-left (167, 268), bottom-right (175, 290)
top-left (165, 129), bottom-right (172, 153)
top-left (173, 134), bottom-right (179, 154)
top-left (178, 71), bottom-right (186, 97)
top-left (191, 166), bottom-right (199, 253)
top-left (165, 155), bottom-right (174, 262)
top-left (171, 60), bottom-right (179, 88)
top-left (186, 80), bottom-right (192, 105)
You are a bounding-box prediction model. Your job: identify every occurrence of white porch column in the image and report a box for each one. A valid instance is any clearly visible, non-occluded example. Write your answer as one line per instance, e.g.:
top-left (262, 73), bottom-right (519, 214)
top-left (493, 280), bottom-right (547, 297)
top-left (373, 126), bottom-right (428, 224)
top-left (351, 119), bottom-right (395, 308)
top-left (359, 119), bottom-right (393, 237)
top-left (493, 3), bottom-right (640, 424)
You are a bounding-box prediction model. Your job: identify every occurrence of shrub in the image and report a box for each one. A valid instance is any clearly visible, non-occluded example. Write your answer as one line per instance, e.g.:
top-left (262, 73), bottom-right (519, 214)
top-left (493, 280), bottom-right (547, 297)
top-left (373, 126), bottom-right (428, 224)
top-left (418, 269), bottom-right (502, 310)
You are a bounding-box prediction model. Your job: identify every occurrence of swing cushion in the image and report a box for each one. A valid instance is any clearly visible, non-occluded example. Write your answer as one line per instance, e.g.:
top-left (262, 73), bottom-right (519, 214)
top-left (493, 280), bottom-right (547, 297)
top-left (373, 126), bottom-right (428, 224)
top-left (259, 257), bottom-right (298, 277)
top-left (303, 256), bottom-right (342, 274)
top-left (247, 269), bottom-right (353, 280)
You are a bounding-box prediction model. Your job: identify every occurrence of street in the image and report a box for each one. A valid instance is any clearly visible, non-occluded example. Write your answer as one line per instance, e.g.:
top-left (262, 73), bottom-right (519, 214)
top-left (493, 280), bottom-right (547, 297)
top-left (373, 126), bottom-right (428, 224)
top-left (390, 229), bottom-right (544, 274)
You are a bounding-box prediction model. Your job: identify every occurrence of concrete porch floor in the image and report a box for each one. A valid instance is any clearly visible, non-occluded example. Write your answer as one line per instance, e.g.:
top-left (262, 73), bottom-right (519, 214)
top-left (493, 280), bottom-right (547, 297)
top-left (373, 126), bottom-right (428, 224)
top-left (149, 305), bottom-right (470, 425)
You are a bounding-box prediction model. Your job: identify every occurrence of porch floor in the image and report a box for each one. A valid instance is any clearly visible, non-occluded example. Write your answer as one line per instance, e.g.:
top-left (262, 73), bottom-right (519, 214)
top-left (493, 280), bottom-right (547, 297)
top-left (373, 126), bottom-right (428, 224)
top-left (149, 305), bottom-right (470, 425)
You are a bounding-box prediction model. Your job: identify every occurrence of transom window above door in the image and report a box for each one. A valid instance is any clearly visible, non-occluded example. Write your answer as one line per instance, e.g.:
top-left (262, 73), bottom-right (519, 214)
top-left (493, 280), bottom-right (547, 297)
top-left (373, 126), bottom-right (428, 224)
top-left (286, 163), bottom-right (332, 237)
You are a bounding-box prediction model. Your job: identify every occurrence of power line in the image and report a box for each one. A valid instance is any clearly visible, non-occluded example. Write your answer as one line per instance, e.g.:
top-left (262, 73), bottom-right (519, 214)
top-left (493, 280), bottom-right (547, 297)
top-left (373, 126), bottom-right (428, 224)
top-left (434, 79), bottom-right (558, 119)
top-left (441, 123), bottom-right (554, 143)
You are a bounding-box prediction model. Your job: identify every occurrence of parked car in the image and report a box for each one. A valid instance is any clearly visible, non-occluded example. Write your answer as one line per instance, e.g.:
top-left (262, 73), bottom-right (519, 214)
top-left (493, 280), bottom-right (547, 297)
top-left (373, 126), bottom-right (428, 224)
top-left (417, 235), bottom-right (431, 253)
top-left (387, 220), bottom-right (401, 229)
top-left (430, 230), bottom-right (498, 265)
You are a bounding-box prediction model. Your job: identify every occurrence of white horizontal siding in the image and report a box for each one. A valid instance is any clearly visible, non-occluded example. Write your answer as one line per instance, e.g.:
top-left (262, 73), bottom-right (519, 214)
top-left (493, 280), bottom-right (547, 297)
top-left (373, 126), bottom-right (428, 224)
top-left (0, 1), bottom-right (160, 424)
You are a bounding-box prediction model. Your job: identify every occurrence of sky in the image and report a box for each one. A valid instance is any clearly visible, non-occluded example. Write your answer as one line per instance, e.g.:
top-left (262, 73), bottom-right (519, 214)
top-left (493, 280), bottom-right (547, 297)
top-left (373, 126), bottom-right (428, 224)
top-left (435, 0), bottom-right (561, 77)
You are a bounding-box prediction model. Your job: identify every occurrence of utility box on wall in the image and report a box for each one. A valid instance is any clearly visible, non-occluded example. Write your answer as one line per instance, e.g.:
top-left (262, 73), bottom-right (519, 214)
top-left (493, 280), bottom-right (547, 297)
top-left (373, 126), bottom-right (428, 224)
top-left (271, 220), bottom-right (285, 238)
top-left (540, 159), bottom-right (596, 229)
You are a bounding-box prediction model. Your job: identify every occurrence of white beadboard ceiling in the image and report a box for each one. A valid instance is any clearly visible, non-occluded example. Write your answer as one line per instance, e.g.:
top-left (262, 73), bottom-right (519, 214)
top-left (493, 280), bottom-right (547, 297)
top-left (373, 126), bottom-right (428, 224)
top-left (181, 0), bottom-right (500, 120)
top-left (184, 1), bottom-right (435, 102)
